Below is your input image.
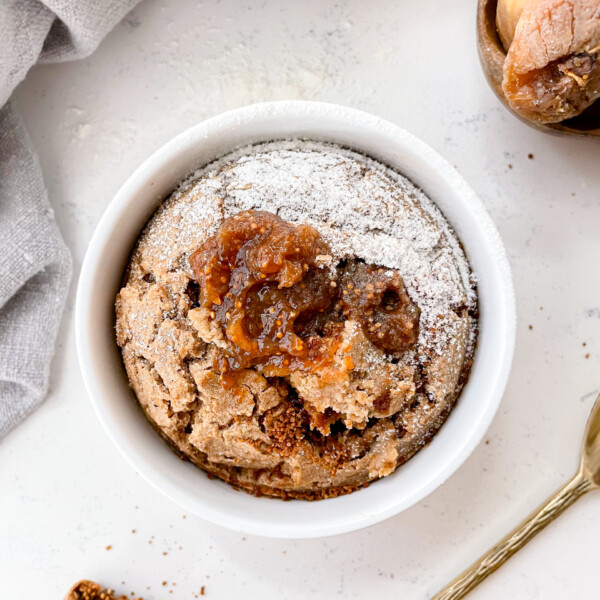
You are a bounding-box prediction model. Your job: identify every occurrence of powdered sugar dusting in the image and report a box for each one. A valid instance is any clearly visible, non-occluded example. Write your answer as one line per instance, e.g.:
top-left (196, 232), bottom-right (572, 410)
top-left (139, 140), bottom-right (477, 358)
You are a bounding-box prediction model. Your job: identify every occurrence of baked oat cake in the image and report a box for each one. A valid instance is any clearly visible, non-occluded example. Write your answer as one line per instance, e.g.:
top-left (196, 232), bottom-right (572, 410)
top-left (115, 140), bottom-right (478, 500)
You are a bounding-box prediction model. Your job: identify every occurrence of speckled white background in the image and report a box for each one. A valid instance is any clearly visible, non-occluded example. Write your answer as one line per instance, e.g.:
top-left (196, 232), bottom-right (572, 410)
top-left (1, 1), bottom-right (599, 598)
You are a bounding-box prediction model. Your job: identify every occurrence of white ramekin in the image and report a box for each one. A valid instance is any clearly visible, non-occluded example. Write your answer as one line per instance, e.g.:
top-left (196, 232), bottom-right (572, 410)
top-left (76, 101), bottom-right (516, 539)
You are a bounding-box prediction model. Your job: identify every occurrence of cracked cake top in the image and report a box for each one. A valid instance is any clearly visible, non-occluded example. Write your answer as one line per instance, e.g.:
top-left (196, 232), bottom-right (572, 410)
top-left (115, 140), bottom-right (477, 500)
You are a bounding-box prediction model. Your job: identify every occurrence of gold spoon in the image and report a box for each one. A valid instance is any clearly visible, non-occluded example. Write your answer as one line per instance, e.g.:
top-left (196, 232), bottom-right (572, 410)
top-left (477, 0), bottom-right (600, 138)
top-left (433, 392), bottom-right (600, 599)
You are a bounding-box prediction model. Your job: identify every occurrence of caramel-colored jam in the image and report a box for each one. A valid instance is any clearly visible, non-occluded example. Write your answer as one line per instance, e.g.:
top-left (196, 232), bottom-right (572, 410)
top-left (338, 261), bottom-right (420, 352)
top-left (189, 210), bottom-right (420, 381)
top-left (189, 211), bottom-right (337, 378)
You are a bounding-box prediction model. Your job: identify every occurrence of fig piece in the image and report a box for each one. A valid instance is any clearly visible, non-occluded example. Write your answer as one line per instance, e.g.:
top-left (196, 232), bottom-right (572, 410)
top-left (501, 0), bottom-right (600, 124)
top-left (496, 0), bottom-right (532, 50)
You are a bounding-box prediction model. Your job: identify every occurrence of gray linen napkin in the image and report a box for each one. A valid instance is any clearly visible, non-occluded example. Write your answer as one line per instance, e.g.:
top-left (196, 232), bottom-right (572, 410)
top-left (0, 0), bottom-right (139, 437)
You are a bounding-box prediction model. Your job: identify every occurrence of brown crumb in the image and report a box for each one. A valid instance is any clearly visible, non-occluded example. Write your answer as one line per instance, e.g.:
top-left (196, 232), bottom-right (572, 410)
top-left (105, 545), bottom-right (112, 551)
top-left (131, 530), bottom-right (136, 534)
top-left (261, 403), bottom-right (307, 457)
top-left (64, 580), bottom-right (142, 600)
top-left (583, 342), bottom-right (587, 347)
top-left (585, 353), bottom-right (590, 359)
top-left (201, 586), bottom-right (206, 596)
top-left (528, 325), bottom-right (533, 330)
top-left (162, 582), bottom-right (167, 587)
top-left (508, 164), bottom-right (513, 169)
top-left (528, 153), bottom-right (534, 159)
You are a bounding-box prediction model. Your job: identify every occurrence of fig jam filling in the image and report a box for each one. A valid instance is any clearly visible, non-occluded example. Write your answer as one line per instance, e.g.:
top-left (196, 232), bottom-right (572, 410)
top-left (189, 210), bottom-right (420, 382)
top-left (337, 261), bottom-right (420, 353)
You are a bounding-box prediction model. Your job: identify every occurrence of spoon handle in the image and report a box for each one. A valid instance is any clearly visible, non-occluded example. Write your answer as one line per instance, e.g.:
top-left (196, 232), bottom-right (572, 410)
top-left (432, 471), bottom-right (593, 600)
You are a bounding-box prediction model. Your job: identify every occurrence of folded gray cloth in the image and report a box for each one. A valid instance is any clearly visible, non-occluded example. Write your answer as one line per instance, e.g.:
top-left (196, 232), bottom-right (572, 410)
top-left (0, 0), bottom-right (139, 437)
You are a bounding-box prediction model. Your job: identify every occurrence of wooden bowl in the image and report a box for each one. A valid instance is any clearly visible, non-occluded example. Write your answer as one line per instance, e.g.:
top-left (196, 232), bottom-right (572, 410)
top-left (477, 0), bottom-right (600, 137)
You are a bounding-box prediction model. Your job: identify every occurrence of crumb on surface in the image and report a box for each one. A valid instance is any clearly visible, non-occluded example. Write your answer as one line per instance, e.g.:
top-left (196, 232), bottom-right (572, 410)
top-left (64, 580), bottom-right (142, 600)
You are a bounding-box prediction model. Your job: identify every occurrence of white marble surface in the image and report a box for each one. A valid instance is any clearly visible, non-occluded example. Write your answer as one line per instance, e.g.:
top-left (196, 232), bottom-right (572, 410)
top-left (2, 0), bottom-right (599, 598)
